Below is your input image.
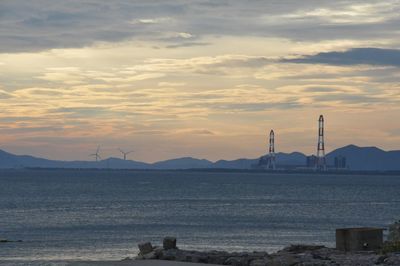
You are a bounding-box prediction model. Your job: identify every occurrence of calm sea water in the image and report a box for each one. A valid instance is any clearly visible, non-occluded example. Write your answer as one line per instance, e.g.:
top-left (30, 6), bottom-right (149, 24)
top-left (0, 169), bottom-right (399, 263)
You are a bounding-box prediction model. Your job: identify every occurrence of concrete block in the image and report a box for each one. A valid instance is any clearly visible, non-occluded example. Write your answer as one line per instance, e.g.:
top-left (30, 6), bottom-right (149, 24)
top-left (163, 236), bottom-right (177, 250)
top-left (336, 227), bottom-right (383, 252)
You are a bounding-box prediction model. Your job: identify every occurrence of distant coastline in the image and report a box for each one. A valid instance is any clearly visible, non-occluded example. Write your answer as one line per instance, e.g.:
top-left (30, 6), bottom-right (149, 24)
top-left (1, 144), bottom-right (400, 171)
top-left (1, 167), bottom-right (400, 176)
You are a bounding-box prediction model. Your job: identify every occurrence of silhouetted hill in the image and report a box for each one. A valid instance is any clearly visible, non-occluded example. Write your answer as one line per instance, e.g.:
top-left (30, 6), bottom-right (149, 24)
top-left (69, 157), bottom-right (150, 169)
top-left (152, 157), bottom-right (213, 169)
top-left (213, 158), bottom-right (258, 169)
top-left (0, 150), bottom-right (150, 169)
top-left (0, 149), bottom-right (62, 168)
top-left (276, 152), bottom-right (306, 165)
top-left (212, 152), bottom-right (307, 169)
top-left (327, 144), bottom-right (400, 171)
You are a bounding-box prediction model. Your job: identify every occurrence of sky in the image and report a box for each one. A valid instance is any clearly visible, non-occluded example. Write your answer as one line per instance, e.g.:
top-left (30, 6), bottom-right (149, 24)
top-left (1, 0), bottom-right (400, 162)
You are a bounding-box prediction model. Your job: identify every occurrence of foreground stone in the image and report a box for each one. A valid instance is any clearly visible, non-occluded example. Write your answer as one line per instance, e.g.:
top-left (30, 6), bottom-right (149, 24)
top-left (138, 242), bottom-right (153, 255)
top-left (135, 241), bottom-right (400, 266)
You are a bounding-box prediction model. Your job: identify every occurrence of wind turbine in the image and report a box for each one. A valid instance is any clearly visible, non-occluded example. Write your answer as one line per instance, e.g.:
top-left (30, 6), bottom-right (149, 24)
top-left (119, 148), bottom-right (133, 160)
top-left (90, 146), bottom-right (102, 162)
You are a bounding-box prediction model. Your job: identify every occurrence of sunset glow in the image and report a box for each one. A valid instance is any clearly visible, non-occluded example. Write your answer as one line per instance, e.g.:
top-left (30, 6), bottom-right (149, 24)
top-left (1, 1), bottom-right (400, 162)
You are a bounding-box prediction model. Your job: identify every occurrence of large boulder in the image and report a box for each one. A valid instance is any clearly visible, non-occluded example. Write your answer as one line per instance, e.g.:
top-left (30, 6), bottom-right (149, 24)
top-left (138, 242), bottom-right (153, 255)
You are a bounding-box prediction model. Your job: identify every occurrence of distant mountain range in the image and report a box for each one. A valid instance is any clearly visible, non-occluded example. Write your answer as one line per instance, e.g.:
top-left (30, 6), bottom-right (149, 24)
top-left (326, 145), bottom-right (400, 171)
top-left (0, 145), bottom-right (399, 171)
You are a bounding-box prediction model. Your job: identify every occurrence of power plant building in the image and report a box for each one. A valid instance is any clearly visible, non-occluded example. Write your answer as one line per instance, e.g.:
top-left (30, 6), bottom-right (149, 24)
top-left (334, 156), bottom-right (347, 169)
top-left (306, 155), bottom-right (317, 168)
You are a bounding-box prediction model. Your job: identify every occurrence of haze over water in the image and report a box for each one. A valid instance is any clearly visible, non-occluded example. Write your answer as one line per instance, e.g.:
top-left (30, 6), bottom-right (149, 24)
top-left (1, 170), bottom-right (399, 263)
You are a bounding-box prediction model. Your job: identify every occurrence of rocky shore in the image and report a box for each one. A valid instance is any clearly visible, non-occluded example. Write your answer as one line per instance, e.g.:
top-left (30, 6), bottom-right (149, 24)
top-left (134, 237), bottom-right (400, 266)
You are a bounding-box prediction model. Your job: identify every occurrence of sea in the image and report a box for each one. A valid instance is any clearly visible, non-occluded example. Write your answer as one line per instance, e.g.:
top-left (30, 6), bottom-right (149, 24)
top-left (0, 169), bottom-right (399, 264)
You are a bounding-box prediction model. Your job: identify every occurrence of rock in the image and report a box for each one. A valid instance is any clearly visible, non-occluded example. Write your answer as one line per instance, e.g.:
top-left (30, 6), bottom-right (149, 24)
top-left (249, 258), bottom-right (269, 266)
top-left (251, 251), bottom-right (269, 257)
top-left (328, 252), bottom-right (380, 266)
top-left (143, 251), bottom-right (158, 260)
top-left (172, 250), bottom-right (189, 262)
top-left (184, 255), bottom-right (195, 263)
top-left (133, 240), bottom-right (400, 266)
top-left (383, 253), bottom-right (400, 265)
top-left (138, 242), bottom-right (153, 255)
top-left (163, 236), bottom-right (177, 250)
top-left (159, 249), bottom-right (179, 260)
top-left (270, 253), bottom-right (300, 266)
top-left (382, 240), bottom-right (400, 254)
top-left (224, 256), bottom-right (255, 266)
top-left (375, 255), bottom-right (387, 264)
top-left (224, 256), bottom-right (243, 266)
top-left (189, 254), bottom-right (208, 263)
top-left (207, 254), bottom-right (227, 264)
top-left (295, 261), bottom-right (336, 266)
top-left (282, 244), bottom-right (326, 253)
top-left (153, 247), bottom-right (164, 257)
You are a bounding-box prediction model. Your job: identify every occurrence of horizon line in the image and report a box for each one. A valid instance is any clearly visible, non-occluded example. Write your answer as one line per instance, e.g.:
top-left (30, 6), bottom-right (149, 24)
top-left (0, 143), bottom-right (393, 164)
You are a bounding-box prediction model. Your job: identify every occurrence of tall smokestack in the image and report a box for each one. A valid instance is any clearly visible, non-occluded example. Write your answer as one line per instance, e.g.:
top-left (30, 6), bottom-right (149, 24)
top-left (267, 129), bottom-right (276, 170)
top-left (316, 115), bottom-right (326, 171)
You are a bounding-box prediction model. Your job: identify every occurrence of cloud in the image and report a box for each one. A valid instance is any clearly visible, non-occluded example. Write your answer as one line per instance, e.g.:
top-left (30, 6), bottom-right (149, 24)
top-left (214, 101), bottom-right (301, 112)
top-left (284, 48), bottom-right (400, 67)
top-left (272, 3), bottom-right (398, 25)
top-left (140, 55), bottom-right (272, 75)
top-left (158, 82), bottom-right (186, 87)
top-left (2, 1), bottom-right (400, 53)
top-left (312, 93), bottom-right (387, 106)
top-left (301, 87), bottom-right (343, 93)
top-left (0, 90), bottom-right (14, 99)
top-left (131, 17), bottom-right (173, 24)
top-left (35, 66), bottom-right (165, 85)
top-left (165, 42), bottom-right (210, 49)
top-left (2, 1), bottom-right (400, 162)
top-left (165, 42), bottom-right (211, 49)
top-left (176, 32), bottom-right (194, 39)
top-left (0, 1), bottom-right (185, 52)
top-left (174, 128), bottom-right (216, 135)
